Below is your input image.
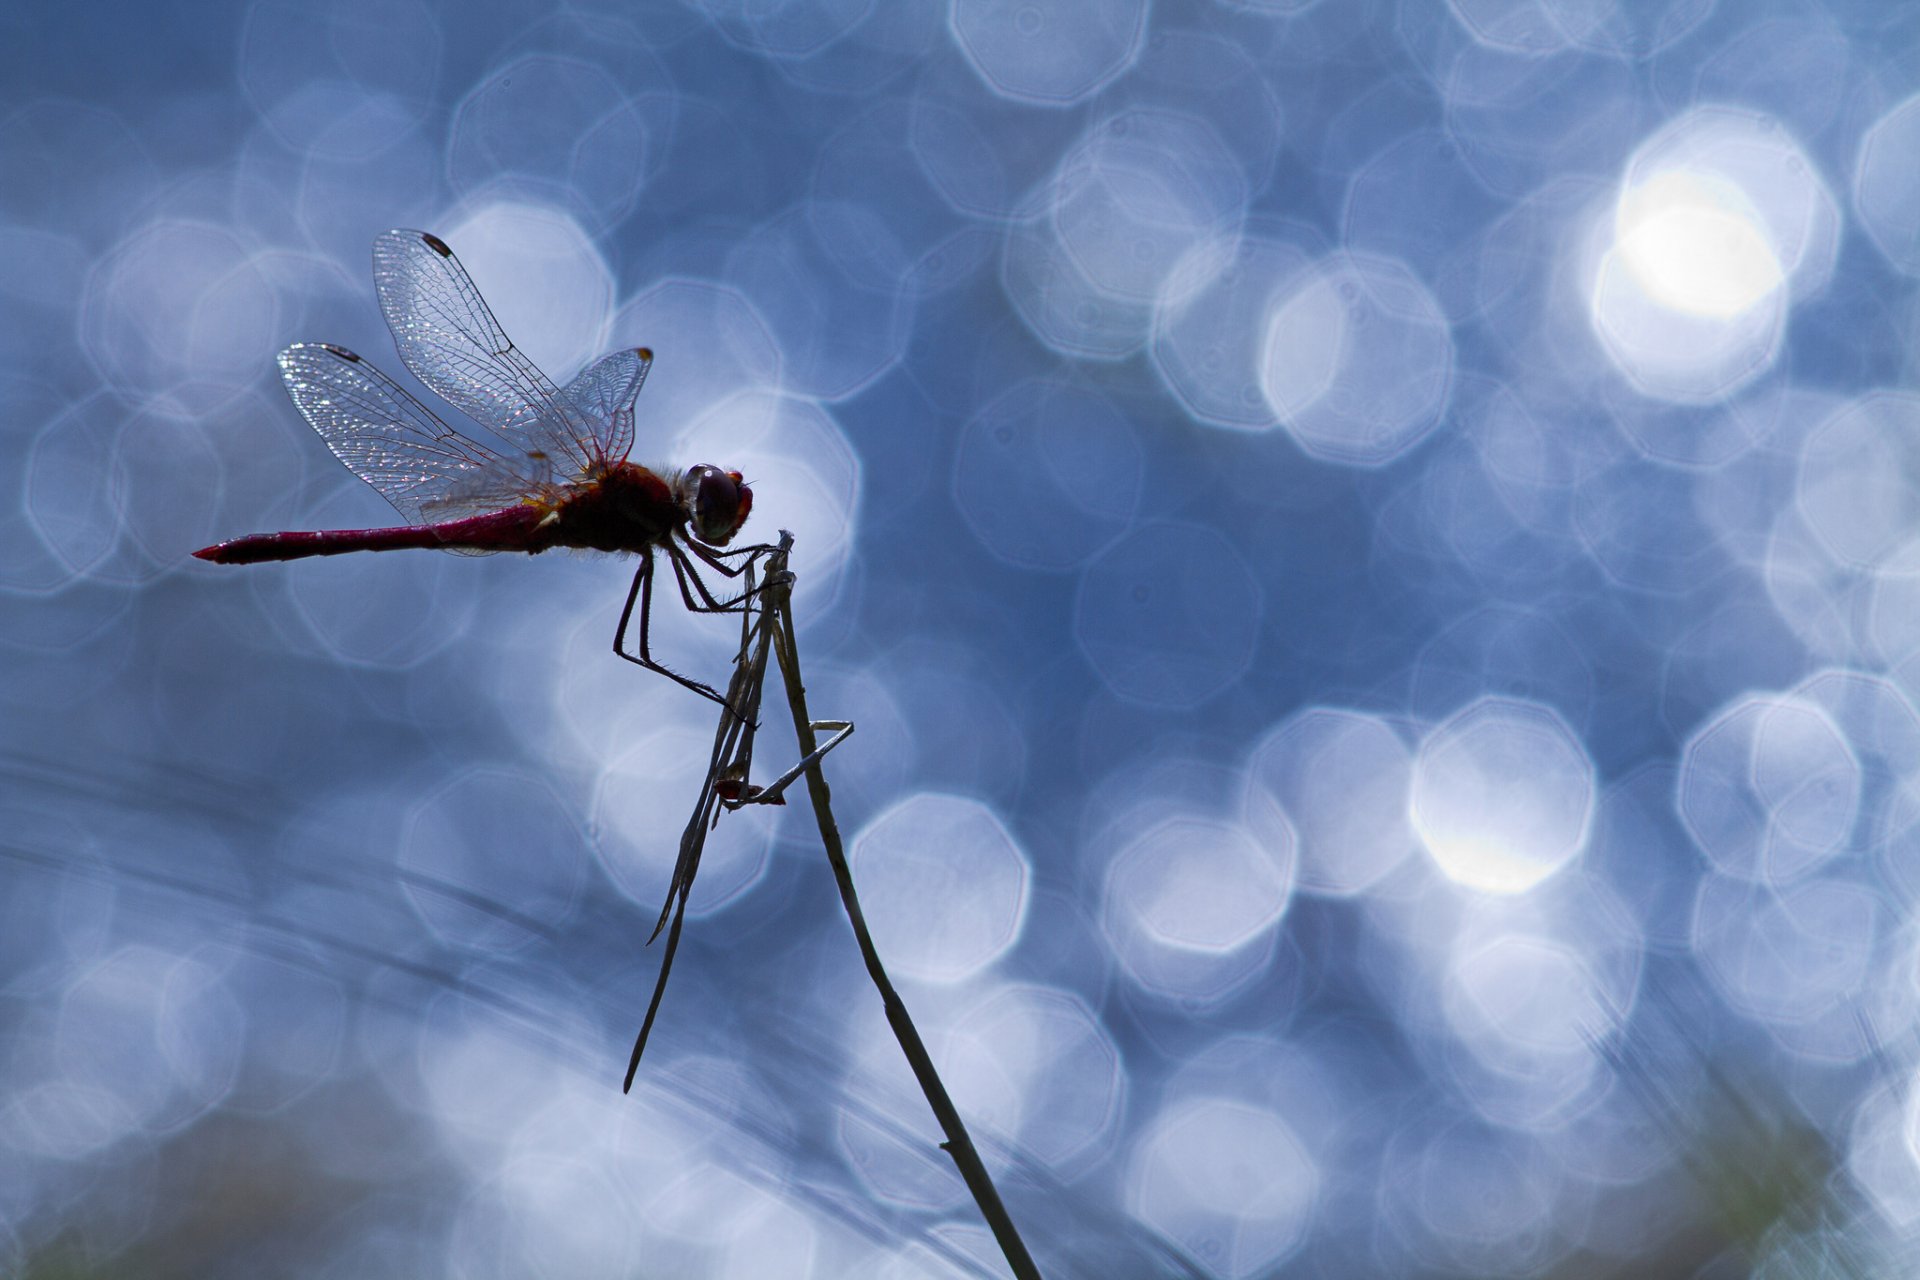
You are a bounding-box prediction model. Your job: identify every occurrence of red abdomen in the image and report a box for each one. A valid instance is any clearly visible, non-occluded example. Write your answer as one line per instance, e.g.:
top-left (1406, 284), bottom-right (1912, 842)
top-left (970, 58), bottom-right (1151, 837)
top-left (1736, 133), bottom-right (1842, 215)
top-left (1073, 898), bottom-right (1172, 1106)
top-left (194, 505), bottom-right (550, 564)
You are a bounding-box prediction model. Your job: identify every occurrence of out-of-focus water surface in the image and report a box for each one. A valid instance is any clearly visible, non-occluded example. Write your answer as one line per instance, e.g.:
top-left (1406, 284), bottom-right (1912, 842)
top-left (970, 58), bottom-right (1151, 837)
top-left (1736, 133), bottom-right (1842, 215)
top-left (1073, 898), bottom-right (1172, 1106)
top-left (6, 1), bottom-right (1920, 1276)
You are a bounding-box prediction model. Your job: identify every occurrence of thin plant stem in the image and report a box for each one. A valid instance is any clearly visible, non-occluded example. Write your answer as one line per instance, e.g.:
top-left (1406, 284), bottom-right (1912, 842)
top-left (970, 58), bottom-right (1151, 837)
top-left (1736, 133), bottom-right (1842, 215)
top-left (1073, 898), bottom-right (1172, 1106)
top-left (761, 540), bottom-right (1046, 1280)
top-left (620, 532), bottom-right (1044, 1279)
top-left (622, 551), bottom-right (779, 1091)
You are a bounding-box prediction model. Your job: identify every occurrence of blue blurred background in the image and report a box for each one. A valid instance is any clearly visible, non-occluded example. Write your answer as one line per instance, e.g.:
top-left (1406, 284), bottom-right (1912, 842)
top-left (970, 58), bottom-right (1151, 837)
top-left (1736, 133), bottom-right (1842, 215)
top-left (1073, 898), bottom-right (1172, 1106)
top-left (6, 0), bottom-right (1920, 1275)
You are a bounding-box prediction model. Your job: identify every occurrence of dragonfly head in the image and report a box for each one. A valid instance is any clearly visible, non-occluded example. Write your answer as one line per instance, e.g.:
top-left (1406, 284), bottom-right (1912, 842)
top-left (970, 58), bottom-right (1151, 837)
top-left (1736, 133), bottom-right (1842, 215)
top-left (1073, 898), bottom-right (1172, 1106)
top-left (682, 464), bottom-right (753, 547)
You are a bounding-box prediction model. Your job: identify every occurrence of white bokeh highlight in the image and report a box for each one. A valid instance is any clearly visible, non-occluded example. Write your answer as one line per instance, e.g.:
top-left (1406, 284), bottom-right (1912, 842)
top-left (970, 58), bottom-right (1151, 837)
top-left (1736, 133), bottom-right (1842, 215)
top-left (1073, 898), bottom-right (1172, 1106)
top-left (1244, 707), bottom-right (1417, 897)
top-left (1260, 250), bottom-right (1452, 465)
top-left (1589, 107), bottom-right (1836, 402)
top-left (1104, 814), bottom-right (1295, 1001)
top-left (1127, 1094), bottom-right (1318, 1278)
top-left (850, 793), bottom-right (1030, 984)
top-left (1678, 691), bottom-right (1860, 886)
top-left (1411, 699), bottom-right (1596, 894)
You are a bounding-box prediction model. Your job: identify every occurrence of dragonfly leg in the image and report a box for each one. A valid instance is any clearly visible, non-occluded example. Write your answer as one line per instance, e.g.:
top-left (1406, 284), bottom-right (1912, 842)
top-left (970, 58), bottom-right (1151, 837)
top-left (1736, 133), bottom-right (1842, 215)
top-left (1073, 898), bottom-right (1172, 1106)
top-left (702, 536), bottom-right (784, 593)
top-left (689, 537), bottom-right (781, 588)
top-left (612, 550), bottom-right (733, 708)
top-left (703, 540), bottom-right (783, 569)
top-left (667, 537), bottom-right (777, 614)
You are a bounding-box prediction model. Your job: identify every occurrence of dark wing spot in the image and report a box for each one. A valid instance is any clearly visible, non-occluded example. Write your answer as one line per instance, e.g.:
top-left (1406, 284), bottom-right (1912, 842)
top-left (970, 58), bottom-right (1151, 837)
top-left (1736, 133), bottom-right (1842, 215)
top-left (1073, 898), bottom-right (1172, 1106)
top-left (421, 232), bottom-right (453, 257)
top-left (636, 346), bottom-right (653, 361)
top-left (319, 343), bottom-right (362, 363)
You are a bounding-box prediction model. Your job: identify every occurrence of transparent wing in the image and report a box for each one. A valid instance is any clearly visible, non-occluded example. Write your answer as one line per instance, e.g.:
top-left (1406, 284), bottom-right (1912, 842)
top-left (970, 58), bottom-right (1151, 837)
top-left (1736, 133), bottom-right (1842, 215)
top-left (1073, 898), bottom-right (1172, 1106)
top-left (372, 229), bottom-right (619, 479)
top-left (559, 346), bottom-right (650, 468)
top-left (277, 342), bottom-right (552, 552)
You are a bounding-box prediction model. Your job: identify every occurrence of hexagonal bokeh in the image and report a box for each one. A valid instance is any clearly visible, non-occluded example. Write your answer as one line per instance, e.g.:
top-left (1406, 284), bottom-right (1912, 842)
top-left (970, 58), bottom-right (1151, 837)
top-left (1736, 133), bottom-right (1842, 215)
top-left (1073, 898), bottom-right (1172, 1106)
top-left (1395, 1121), bottom-right (1566, 1275)
top-left (1000, 213), bottom-right (1156, 360)
top-left (1126, 1094), bottom-right (1318, 1278)
top-left (610, 277), bottom-right (782, 435)
top-left (1107, 816), bottom-right (1293, 954)
top-left (1244, 707), bottom-right (1417, 897)
top-left (79, 221), bottom-right (287, 418)
top-left (1435, 882), bottom-right (1645, 1133)
top-left (1796, 392), bottom-right (1920, 571)
top-left (1004, 108), bottom-right (1249, 361)
top-left (1589, 107), bottom-right (1835, 405)
top-left (1074, 522), bottom-right (1263, 709)
top-left (1152, 225), bottom-right (1317, 432)
top-left (1854, 92), bottom-right (1920, 277)
top-left (1103, 813), bottom-right (1295, 1003)
top-left (49, 944), bottom-right (243, 1147)
top-left (724, 207), bottom-right (913, 400)
top-left (1443, 0), bottom-right (1712, 56)
top-left (593, 725), bottom-right (777, 918)
top-left (240, 0), bottom-right (441, 150)
top-left (849, 793), bottom-right (1030, 984)
top-left (1677, 691), bottom-right (1860, 886)
top-left (809, 101), bottom-right (985, 298)
top-left (1443, 929), bottom-right (1605, 1065)
top-left (448, 53), bottom-right (657, 232)
top-left (948, 0), bottom-right (1146, 105)
top-left (435, 204), bottom-right (615, 382)
top-left (1411, 698), bottom-right (1596, 894)
top-left (401, 766), bottom-right (586, 951)
top-left (1052, 110), bottom-right (1247, 304)
top-left (952, 377), bottom-right (1142, 571)
top-left (1692, 870), bottom-right (1880, 1048)
top-left (940, 983), bottom-right (1122, 1172)
top-left (1260, 250), bottom-right (1453, 465)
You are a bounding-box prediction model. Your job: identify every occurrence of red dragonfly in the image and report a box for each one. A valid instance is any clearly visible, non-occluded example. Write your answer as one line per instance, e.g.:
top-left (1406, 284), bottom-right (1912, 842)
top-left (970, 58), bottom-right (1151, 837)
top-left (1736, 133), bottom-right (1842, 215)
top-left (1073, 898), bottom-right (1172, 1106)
top-left (195, 229), bottom-right (771, 706)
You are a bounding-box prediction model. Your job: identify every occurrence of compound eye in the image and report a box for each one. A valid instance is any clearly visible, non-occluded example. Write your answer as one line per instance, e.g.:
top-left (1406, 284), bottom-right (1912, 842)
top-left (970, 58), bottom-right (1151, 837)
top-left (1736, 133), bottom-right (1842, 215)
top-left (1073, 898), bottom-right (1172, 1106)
top-left (688, 464), bottom-right (748, 545)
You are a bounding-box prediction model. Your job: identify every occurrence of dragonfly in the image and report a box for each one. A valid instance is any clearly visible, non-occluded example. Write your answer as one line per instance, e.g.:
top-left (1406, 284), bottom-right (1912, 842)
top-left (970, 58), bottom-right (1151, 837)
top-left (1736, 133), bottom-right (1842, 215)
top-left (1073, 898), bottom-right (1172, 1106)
top-left (195, 229), bottom-right (773, 706)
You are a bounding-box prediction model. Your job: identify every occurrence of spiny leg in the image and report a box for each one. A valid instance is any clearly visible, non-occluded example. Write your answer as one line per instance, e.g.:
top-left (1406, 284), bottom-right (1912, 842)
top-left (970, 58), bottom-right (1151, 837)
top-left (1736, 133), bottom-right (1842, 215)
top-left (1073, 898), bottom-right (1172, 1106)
top-left (666, 537), bottom-right (776, 615)
top-left (665, 541), bottom-right (738, 615)
top-left (699, 539), bottom-right (783, 574)
top-left (690, 538), bottom-right (782, 591)
top-left (612, 549), bottom-right (732, 708)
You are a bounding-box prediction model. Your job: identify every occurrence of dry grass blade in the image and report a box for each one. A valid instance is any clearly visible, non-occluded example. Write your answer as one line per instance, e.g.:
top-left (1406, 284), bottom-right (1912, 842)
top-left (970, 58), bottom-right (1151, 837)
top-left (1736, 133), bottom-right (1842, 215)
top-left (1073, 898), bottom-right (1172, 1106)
top-left (623, 540), bottom-right (783, 1092)
top-left (620, 531), bottom-right (1044, 1279)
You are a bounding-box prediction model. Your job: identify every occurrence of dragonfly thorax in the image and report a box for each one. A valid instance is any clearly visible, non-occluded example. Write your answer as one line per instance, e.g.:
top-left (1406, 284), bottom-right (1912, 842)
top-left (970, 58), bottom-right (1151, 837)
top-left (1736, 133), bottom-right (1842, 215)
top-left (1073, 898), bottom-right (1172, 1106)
top-left (549, 461), bottom-right (751, 554)
top-left (548, 461), bottom-right (682, 553)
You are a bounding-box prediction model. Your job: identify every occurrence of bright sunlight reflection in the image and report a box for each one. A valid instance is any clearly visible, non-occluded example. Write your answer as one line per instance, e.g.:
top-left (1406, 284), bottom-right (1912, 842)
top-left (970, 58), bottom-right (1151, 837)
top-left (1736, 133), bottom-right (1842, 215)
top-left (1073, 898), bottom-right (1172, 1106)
top-left (1614, 171), bottom-right (1783, 319)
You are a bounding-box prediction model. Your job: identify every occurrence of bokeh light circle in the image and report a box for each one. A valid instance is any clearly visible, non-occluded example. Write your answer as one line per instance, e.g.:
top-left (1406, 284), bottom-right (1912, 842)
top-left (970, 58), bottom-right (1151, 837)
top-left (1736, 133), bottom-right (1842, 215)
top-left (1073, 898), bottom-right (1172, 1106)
top-left (849, 793), bottom-right (1030, 984)
top-left (1260, 250), bottom-right (1452, 465)
top-left (1411, 698), bottom-right (1596, 893)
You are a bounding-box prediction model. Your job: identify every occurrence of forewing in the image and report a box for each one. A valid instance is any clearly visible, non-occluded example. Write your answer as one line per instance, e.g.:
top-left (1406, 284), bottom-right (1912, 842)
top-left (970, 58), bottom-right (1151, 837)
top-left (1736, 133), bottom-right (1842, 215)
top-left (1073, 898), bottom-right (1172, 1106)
top-left (372, 229), bottom-right (608, 478)
top-left (277, 342), bottom-right (544, 548)
top-left (560, 346), bottom-right (650, 467)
